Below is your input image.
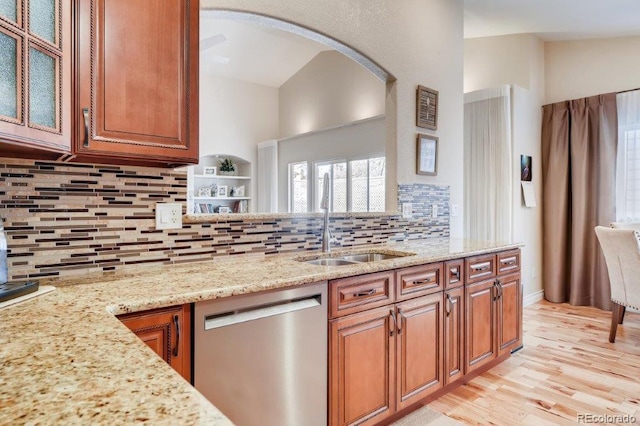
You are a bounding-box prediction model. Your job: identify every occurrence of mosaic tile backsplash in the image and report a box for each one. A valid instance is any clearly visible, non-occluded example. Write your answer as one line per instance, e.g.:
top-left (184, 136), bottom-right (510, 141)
top-left (0, 159), bottom-right (449, 281)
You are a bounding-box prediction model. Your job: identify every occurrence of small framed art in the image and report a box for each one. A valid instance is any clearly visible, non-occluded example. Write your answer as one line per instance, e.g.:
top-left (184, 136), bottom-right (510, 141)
top-left (203, 166), bottom-right (217, 175)
top-left (217, 185), bottom-right (228, 197)
top-left (416, 134), bottom-right (438, 176)
top-left (416, 85), bottom-right (438, 130)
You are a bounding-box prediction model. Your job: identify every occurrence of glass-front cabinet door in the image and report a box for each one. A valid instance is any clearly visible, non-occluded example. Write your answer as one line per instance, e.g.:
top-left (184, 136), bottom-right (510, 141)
top-left (0, 0), bottom-right (70, 157)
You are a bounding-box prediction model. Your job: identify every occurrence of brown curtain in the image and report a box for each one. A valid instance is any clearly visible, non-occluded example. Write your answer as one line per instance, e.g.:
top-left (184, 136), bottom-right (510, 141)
top-left (541, 93), bottom-right (618, 310)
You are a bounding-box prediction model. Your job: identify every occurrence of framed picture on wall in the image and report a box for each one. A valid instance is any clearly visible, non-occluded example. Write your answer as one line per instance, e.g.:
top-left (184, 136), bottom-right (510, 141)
top-left (416, 85), bottom-right (438, 130)
top-left (416, 134), bottom-right (438, 176)
top-left (520, 155), bottom-right (532, 181)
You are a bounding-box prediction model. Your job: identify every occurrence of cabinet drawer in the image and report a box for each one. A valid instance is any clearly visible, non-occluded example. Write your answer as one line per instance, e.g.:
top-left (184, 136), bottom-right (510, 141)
top-left (395, 263), bottom-right (443, 301)
top-left (497, 250), bottom-right (520, 275)
top-left (329, 271), bottom-right (395, 318)
top-left (465, 254), bottom-right (496, 284)
top-left (444, 259), bottom-right (464, 289)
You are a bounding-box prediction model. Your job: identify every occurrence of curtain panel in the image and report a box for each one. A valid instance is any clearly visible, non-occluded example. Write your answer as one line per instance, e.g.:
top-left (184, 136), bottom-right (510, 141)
top-left (541, 93), bottom-right (617, 310)
top-left (464, 85), bottom-right (513, 243)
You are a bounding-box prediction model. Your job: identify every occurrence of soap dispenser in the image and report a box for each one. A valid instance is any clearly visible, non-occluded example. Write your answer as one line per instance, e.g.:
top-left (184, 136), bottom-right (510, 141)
top-left (0, 217), bottom-right (7, 284)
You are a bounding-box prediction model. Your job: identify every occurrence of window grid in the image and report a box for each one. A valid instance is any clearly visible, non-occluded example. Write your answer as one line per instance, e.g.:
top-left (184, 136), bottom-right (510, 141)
top-left (622, 128), bottom-right (640, 221)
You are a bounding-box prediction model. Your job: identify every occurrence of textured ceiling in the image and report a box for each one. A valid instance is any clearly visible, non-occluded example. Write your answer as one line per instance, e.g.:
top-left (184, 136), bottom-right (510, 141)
top-left (464, 0), bottom-right (640, 41)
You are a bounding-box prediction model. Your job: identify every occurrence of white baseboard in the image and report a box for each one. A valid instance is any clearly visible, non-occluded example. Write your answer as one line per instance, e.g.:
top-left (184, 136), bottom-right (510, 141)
top-left (523, 290), bottom-right (544, 307)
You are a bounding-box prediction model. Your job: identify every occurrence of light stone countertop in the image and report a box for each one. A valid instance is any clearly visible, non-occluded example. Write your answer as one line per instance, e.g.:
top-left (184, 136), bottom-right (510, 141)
top-left (0, 238), bottom-right (522, 425)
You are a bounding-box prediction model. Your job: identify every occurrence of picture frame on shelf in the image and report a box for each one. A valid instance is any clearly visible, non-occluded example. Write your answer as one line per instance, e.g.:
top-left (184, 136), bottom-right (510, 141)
top-left (416, 134), bottom-right (438, 176)
top-left (218, 206), bottom-right (232, 214)
top-left (217, 185), bottom-right (228, 197)
top-left (234, 185), bottom-right (245, 197)
top-left (203, 166), bottom-right (217, 175)
top-left (416, 85), bottom-right (438, 130)
top-left (198, 187), bottom-right (211, 197)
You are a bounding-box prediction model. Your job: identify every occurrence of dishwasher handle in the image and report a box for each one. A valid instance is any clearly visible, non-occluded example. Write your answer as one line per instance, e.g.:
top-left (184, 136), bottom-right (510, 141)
top-left (204, 295), bottom-right (322, 330)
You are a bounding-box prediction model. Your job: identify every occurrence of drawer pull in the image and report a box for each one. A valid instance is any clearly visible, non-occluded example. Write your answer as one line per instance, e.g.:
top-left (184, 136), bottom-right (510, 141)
top-left (82, 107), bottom-right (90, 147)
top-left (412, 277), bottom-right (432, 285)
top-left (354, 289), bottom-right (376, 297)
top-left (472, 262), bottom-right (491, 272)
top-left (502, 258), bottom-right (517, 266)
top-left (397, 310), bottom-right (404, 334)
top-left (172, 314), bottom-right (180, 357)
top-left (449, 267), bottom-right (460, 281)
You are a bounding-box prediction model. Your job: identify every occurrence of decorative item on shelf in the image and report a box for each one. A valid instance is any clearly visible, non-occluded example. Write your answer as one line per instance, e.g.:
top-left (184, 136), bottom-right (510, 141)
top-left (416, 134), bottom-right (438, 176)
top-left (198, 187), bottom-right (212, 197)
top-left (234, 185), bottom-right (245, 197)
top-left (229, 187), bottom-right (235, 197)
top-left (218, 158), bottom-right (236, 176)
top-left (416, 85), bottom-right (438, 130)
top-left (203, 166), bottom-right (217, 175)
top-left (210, 183), bottom-right (218, 197)
top-left (218, 206), bottom-right (232, 214)
top-left (218, 185), bottom-right (228, 197)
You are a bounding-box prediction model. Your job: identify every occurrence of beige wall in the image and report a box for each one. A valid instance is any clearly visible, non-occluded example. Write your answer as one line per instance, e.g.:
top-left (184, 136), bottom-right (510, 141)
top-left (463, 34), bottom-right (545, 301)
top-left (202, 0), bottom-right (465, 236)
top-left (199, 73), bottom-right (279, 196)
top-left (545, 36), bottom-right (640, 104)
top-left (279, 51), bottom-right (385, 139)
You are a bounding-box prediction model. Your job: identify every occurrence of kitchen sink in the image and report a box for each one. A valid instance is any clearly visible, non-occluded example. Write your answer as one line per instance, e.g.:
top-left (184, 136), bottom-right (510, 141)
top-left (298, 251), bottom-right (413, 266)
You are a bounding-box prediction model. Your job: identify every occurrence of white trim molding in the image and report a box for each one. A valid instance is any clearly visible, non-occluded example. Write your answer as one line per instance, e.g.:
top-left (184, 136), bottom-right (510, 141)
top-left (523, 290), bottom-right (544, 307)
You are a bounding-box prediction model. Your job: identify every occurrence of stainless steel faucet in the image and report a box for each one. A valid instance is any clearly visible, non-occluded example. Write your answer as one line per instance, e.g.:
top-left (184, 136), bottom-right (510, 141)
top-left (320, 173), bottom-right (331, 253)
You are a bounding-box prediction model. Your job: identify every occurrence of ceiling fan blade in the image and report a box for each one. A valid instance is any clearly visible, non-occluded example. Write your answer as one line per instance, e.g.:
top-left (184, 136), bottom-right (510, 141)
top-left (200, 34), bottom-right (227, 52)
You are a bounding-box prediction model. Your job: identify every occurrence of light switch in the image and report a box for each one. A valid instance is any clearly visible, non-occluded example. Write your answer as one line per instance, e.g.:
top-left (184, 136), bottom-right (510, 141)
top-left (156, 203), bottom-right (182, 230)
top-left (402, 203), bottom-right (412, 218)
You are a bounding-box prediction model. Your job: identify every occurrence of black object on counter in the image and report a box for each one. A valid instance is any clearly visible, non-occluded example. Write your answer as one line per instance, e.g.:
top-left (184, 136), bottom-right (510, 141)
top-left (0, 281), bottom-right (39, 303)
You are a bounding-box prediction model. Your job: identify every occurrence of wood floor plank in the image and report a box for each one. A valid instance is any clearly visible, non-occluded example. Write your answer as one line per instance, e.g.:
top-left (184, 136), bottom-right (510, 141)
top-left (428, 300), bottom-right (640, 425)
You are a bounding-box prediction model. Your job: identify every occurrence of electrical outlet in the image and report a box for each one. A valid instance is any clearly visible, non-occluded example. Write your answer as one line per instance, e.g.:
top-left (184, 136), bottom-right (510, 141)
top-left (432, 204), bottom-right (438, 218)
top-left (402, 203), bottom-right (412, 218)
top-left (451, 203), bottom-right (459, 217)
top-left (156, 203), bottom-right (182, 230)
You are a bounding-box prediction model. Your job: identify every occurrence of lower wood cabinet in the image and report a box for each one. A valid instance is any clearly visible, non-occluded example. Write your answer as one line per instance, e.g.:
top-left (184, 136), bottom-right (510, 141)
top-left (329, 306), bottom-right (396, 426)
top-left (118, 304), bottom-right (191, 382)
top-left (396, 293), bottom-right (444, 410)
top-left (329, 249), bottom-right (521, 426)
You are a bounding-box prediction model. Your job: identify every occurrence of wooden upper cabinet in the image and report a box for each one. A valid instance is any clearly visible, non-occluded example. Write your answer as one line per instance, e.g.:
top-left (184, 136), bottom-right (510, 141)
top-left (0, 0), bottom-right (72, 159)
top-left (118, 304), bottom-right (192, 382)
top-left (74, 0), bottom-right (199, 166)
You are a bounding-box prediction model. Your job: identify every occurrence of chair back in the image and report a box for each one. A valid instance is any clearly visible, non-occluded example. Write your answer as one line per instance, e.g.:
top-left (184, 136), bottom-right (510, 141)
top-left (595, 226), bottom-right (640, 309)
top-left (610, 222), bottom-right (640, 230)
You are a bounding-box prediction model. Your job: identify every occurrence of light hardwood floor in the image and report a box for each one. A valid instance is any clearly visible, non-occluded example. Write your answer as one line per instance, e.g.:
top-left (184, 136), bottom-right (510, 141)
top-left (429, 300), bottom-right (640, 425)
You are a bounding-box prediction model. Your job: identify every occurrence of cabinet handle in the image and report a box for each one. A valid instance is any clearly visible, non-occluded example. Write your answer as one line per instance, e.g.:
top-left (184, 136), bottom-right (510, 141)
top-left (497, 279), bottom-right (503, 299)
top-left (493, 282), bottom-right (498, 301)
top-left (450, 267), bottom-right (460, 281)
top-left (502, 258), bottom-right (517, 266)
top-left (472, 262), bottom-right (490, 272)
top-left (354, 289), bottom-right (376, 297)
top-left (82, 108), bottom-right (89, 147)
top-left (446, 294), bottom-right (454, 316)
top-left (397, 310), bottom-right (404, 334)
top-left (413, 277), bottom-right (432, 285)
top-left (172, 314), bottom-right (180, 357)
top-left (389, 311), bottom-right (396, 336)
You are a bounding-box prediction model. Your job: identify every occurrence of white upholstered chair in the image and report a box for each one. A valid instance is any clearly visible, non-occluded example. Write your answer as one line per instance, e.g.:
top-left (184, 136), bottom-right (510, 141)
top-left (594, 226), bottom-right (640, 342)
top-left (610, 222), bottom-right (640, 230)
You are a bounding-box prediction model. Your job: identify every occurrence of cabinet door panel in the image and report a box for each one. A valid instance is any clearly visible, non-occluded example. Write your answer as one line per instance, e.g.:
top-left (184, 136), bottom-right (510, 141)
top-left (497, 272), bottom-right (522, 355)
top-left (330, 306), bottom-right (395, 426)
top-left (444, 286), bottom-right (465, 385)
top-left (119, 304), bottom-right (192, 382)
top-left (396, 293), bottom-right (444, 410)
top-left (75, 0), bottom-right (198, 165)
top-left (465, 279), bottom-right (497, 373)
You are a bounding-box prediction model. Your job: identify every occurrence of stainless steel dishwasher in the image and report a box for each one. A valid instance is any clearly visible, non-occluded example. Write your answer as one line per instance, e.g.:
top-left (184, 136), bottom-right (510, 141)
top-left (194, 282), bottom-right (327, 426)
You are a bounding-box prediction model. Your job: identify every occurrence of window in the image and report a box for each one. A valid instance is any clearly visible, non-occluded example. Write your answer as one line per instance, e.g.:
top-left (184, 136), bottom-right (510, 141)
top-left (616, 90), bottom-right (640, 222)
top-left (287, 156), bottom-right (385, 213)
top-left (289, 162), bottom-right (308, 213)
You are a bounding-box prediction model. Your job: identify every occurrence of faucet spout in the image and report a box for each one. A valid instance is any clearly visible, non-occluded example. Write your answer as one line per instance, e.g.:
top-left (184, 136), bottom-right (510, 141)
top-left (321, 173), bottom-right (331, 253)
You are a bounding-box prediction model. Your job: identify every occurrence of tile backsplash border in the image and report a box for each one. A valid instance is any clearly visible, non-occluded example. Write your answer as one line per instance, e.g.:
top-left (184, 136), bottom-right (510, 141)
top-left (0, 158), bottom-right (449, 281)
